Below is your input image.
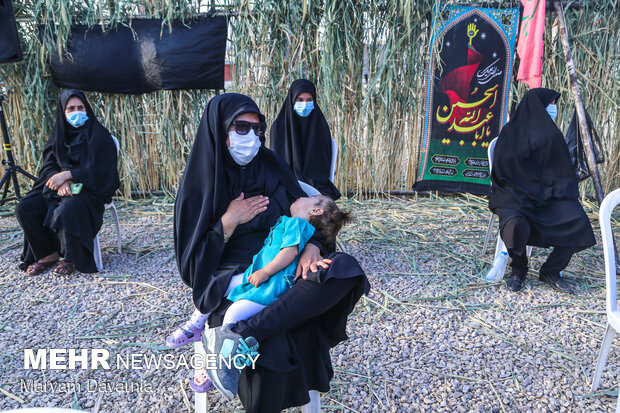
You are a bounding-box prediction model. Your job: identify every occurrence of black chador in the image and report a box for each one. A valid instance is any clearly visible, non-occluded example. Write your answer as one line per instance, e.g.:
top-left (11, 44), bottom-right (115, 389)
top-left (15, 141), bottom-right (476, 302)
top-left (16, 90), bottom-right (120, 272)
top-left (174, 94), bottom-right (369, 412)
top-left (174, 93), bottom-right (308, 315)
top-left (269, 79), bottom-right (341, 199)
top-left (489, 88), bottom-right (595, 274)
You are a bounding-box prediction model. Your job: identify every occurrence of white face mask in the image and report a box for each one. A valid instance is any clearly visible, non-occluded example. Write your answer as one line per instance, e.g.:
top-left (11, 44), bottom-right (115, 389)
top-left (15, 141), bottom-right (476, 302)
top-left (228, 130), bottom-right (261, 165)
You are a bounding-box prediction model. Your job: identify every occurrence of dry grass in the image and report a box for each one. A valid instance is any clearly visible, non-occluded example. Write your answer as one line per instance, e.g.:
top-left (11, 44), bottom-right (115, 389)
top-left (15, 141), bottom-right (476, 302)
top-left (0, 1), bottom-right (617, 197)
top-left (1, 194), bottom-right (619, 412)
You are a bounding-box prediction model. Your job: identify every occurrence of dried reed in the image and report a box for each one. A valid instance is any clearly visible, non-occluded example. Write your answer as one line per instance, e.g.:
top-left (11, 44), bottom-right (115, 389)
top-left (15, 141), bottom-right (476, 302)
top-left (0, 1), bottom-right (617, 197)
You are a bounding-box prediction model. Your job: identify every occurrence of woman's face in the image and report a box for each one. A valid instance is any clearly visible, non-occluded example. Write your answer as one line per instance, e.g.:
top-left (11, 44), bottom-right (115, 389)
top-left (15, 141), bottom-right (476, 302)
top-left (295, 92), bottom-right (314, 103)
top-left (227, 112), bottom-right (260, 148)
top-left (65, 96), bottom-right (86, 116)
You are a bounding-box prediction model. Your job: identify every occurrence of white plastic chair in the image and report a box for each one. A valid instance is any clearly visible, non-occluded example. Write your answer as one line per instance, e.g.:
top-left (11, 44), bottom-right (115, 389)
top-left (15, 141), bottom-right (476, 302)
top-left (194, 340), bottom-right (208, 413)
top-left (482, 137), bottom-right (500, 255)
top-left (93, 135), bottom-right (121, 272)
top-left (483, 137), bottom-right (531, 280)
top-left (196, 139), bottom-right (333, 412)
top-left (294, 179), bottom-right (323, 412)
top-left (330, 137), bottom-right (338, 183)
top-left (591, 188), bottom-right (620, 412)
top-left (299, 180), bottom-right (321, 197)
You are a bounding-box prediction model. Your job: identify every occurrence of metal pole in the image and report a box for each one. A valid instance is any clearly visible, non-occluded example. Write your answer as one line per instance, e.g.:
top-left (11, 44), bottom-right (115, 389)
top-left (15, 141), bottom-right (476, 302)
top-left (553, 0), bottom-right (605, 205)
top-left (0, 94), bottom-right (36, 204)
top-left (0, 96), bottom-right (17, 167)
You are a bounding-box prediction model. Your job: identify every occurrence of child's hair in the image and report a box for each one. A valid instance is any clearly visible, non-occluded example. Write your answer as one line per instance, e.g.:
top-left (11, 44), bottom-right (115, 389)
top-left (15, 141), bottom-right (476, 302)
top-left (308, 196), bottom-right (353, 248)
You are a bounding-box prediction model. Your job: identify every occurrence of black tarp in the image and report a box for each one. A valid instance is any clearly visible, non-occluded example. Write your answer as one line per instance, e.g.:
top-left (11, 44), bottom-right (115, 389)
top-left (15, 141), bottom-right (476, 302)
top-left (564, 108), bottom-right (604, 181)
top-left (40, 16), bottom-right (227, 94)
top-left (0, 0), bottom-right (22, 63)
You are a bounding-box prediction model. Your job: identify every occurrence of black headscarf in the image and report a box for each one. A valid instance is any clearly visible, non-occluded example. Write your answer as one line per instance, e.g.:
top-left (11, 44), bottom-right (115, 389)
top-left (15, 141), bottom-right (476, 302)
top-left (489, 88), bottom-right (579, 209)
top-left (489, 88), bottom-right (595, 250)
top-left (33, 89), bottom-right (119, 203)
top-left (177, 99), bottom-right (369, 411)
top-left (19, 90), bottom-right (119, 272)
top-left (174, 93), bottom-right (306, 313)
top-left (269, 79), bottom-right (341, 199)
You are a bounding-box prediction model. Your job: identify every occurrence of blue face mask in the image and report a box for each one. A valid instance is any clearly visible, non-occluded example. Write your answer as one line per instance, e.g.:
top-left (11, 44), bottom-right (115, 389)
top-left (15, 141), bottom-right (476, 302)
top-left (66, 111), bottom-right (89, 128)
top-left (294, 101), bottom-right (314, 117)
top-left (546, 104), bottom-right (558, 121)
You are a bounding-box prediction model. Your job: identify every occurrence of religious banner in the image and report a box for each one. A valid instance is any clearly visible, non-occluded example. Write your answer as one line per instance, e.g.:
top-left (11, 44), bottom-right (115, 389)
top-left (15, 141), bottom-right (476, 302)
top-left (413, 5), bottom-right (519, 195)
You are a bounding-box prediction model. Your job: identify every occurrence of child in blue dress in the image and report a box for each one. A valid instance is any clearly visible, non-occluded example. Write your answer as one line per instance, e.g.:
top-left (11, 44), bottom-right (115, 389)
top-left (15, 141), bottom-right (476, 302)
top-left (192, 194), bottom-right (352, 395)
top-left (224, 194), bottom-right (350, 326)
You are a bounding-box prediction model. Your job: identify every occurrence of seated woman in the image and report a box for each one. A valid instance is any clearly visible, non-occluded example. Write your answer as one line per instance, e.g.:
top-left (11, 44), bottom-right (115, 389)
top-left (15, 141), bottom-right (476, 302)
top-left (171, 93), bottom-right (369, 412)
top-left (203, 194), bottom-right (351, 399)
top-left (269, 79), bottom-right (340, 199)
top-left (15, 90), bottom-right (120, 276)
top-left (489, 88), bottom-right (596, 293)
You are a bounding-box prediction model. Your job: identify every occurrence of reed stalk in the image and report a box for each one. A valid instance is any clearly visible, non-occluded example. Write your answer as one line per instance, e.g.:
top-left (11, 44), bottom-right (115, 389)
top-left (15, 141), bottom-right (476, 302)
top-left (0, 0), bottom-right (617, 197)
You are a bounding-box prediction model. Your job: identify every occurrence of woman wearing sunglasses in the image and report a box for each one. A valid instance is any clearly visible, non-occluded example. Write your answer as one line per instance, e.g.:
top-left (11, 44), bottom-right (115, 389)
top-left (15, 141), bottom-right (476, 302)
top-left (269, 79), bottom-right (340, 199)
top-left (169, 93), bottom-right (369, 412)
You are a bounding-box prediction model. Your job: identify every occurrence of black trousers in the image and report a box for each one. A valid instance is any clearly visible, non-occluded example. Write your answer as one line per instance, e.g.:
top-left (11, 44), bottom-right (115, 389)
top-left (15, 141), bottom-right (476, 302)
top-left (237, 367), bottom-right (289, 413)
top-left (234, 276), bottom-right (360, 343)
top-left (15, 191), bottom-right (97, 272)
top-left (233, 276), bottom-right (361, 413)
top-left (15, 192), bottom-right (59, 260)
top-left (501, 216), bottom-right (575, 281)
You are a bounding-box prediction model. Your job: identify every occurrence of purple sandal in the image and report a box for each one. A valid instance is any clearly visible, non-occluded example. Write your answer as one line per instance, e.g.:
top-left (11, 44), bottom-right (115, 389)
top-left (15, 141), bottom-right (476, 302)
top-left (190, 369), bottom-right (215, 393)
top-left (165, 322), bottom-right (204, 348)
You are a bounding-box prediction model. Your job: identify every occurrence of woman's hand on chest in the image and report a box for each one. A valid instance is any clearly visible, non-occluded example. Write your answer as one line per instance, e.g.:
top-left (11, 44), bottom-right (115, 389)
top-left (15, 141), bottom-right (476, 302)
top-left (221, 192), bottom-right (270, 236)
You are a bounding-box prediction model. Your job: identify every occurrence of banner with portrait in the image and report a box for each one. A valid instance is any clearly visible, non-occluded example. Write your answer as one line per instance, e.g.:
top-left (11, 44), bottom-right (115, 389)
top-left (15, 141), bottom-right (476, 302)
top-left (413, 5), bottom-right (519, 195)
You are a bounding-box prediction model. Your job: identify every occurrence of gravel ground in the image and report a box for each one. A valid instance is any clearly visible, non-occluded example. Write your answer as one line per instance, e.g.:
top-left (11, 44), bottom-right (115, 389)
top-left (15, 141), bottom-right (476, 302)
top-left (0, 194), bottom-right (617, 412)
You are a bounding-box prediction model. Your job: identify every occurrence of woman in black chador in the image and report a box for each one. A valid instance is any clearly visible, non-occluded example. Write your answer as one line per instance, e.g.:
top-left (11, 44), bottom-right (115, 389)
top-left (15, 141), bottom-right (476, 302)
top-left (269, 79), bottom-right (340, 199)
top-left (489, 88), bottom-right (595, 293)
top-left (15, 90), bottom-right (120, 276)
top-left (171, 93), bottom-right (368, 412)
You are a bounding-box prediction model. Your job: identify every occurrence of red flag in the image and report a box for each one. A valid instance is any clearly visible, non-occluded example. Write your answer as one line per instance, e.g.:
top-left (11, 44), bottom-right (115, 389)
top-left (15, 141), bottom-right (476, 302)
top-left (517, 0), bottom-right (545, 88)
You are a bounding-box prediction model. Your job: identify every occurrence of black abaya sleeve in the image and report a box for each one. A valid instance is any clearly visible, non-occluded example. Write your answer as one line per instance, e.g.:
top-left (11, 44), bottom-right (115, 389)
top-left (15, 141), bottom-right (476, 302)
top-left (177, 217), bottom-right (230, 313)
top-left (38, 144), bottom-right (61, 181)
top-left (306, 229), bottom-right (330, 256)
top-left (68, 131), bottom-right (119, 202)
top-left (30, 140), bottom-right (61, 194)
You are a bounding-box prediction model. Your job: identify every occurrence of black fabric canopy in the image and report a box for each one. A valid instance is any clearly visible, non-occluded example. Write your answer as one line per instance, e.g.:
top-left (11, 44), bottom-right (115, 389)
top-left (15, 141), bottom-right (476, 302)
top-left (40, 16), bottom-right (226, 93)
top-left (489, 88), bottom-right (595, 249)
top-left (0, 0), bottom-right (22, 63)
top-left (269, 79), bottom-right (340, 199)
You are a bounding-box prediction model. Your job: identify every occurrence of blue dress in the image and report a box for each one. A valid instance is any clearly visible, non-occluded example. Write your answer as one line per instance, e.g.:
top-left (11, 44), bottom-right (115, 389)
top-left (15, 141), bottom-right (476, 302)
top-left (227, 216), bottom-right (316, 306)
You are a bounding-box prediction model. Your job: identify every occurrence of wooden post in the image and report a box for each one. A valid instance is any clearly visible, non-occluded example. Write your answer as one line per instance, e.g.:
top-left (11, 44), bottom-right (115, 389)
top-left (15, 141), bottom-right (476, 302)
top-left (552, 0), bottom-right (605, 205)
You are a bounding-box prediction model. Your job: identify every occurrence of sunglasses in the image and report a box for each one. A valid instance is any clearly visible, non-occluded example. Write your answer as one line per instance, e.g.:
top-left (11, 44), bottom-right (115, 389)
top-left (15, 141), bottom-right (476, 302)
top-left (231, 120), bottom-right (267, 136)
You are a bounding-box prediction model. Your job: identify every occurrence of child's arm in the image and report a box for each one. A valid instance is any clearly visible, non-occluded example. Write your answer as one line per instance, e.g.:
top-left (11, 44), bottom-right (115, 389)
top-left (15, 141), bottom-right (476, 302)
top-left (248, 246), bottom-right (298, 287)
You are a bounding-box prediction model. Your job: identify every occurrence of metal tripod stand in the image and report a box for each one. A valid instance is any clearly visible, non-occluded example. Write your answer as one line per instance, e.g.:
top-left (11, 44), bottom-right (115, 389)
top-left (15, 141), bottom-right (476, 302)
top-left (0, 94), bottom-right (36, 204)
